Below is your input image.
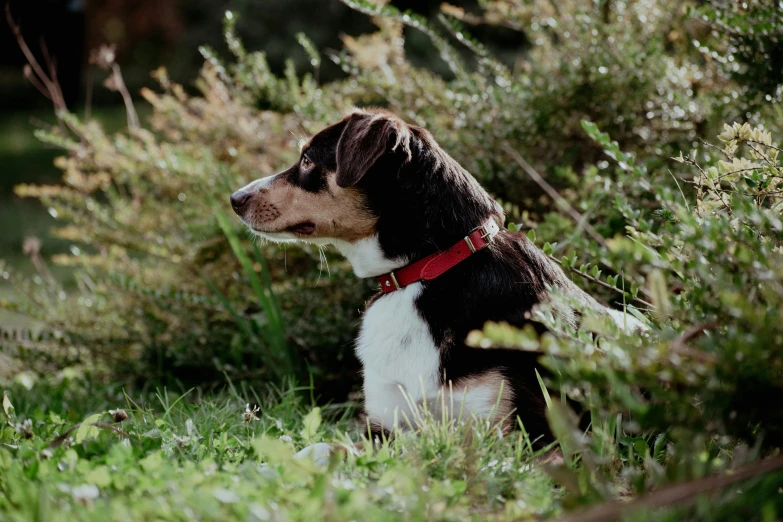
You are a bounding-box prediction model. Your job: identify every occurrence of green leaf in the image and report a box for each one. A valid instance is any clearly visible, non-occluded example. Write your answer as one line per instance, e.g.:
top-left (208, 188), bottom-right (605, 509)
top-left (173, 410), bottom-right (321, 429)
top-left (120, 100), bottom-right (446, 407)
top-left (75, 413), bottom-right (104, 443)
top-left (85, 466), bottom-right (113, 488)
top-left (543, 242), bottom-right (554, 255)
top-left (300, 407), bottom-right (322, 443)
top-left (2, 391), bottom-right (15, 421)
top-left (526, 229), bottom-right (536, 242)
top-left (140, 451), bottom-right (164, 473)
top-left (647, 269), bottom-right (670, 320)
top-left (535, 370), bottom-right (552, 409)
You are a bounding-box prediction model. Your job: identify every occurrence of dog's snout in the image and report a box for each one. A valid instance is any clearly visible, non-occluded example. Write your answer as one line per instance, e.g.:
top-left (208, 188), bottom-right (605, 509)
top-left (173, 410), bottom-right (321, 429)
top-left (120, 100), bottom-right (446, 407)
top-left (230, 190), bottom-right (252, 214)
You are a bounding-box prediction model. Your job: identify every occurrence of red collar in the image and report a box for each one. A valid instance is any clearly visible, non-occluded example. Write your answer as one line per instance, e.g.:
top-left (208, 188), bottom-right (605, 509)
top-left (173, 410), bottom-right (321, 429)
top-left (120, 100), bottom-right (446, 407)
top-left (376, 220), bottom-right (501, 293)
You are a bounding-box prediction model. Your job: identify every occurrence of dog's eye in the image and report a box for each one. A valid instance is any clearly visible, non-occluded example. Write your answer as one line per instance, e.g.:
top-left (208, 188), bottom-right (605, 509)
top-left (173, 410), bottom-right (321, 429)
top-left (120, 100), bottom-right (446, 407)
top-left (300, 156), bottom-right (312, 169)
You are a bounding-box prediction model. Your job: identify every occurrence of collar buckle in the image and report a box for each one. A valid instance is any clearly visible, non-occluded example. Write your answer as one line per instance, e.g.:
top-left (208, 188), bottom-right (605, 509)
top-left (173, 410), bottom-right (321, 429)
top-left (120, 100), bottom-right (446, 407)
top-left (389, 271), bottom-right (401, 290)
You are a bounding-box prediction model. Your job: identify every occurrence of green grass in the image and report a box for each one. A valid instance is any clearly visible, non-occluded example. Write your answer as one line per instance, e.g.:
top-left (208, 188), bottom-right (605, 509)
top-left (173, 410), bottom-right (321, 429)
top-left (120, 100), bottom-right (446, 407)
top-left (0, 380), bottom-right (558, 521)
top-left (3, 379), bottom-right (783, 522)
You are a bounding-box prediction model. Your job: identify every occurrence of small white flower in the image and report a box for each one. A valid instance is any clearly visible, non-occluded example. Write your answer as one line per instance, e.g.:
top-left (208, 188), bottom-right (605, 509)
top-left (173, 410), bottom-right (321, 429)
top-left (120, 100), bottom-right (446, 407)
top-left (278, 435), bottom-right (293, 443)
top-left (213, 488), bottom-right (239, 503)
top-left (13, 419), bottom-right (33, 439)
top-left (109, 409), bottom-right (128, 423)
top-left (172, 434), bottom-right (192, 448)
top-left (71, 484), bottom-right (99, 502)
top-left (244, 404), bottom-right (260, 423)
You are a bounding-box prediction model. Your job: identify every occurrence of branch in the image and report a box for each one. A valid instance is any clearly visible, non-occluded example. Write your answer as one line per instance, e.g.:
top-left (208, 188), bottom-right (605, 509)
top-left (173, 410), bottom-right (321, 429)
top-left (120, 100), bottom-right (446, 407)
top-left (48, 421), bottom-right (133, 448)
top-left (548, 255), bottom-right (653, 310)
top-left (504, 144), bottom-right (607, 246)
top-left (5, 4), bottom-right (66, 112)
top-left (554, 455), bottom-right (783, 522)
top-left (503, 144), bottom-right (654, 309)
top-left (670, 320), bottom-right (720, 363)
top-left (111, 63), bottom-right (139, 130)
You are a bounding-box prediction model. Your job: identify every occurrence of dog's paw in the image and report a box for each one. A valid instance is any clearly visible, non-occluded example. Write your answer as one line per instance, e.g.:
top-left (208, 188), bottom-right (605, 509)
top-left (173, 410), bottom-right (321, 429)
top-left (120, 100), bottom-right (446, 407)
top-left (293, 442), bottom-right (333, 467)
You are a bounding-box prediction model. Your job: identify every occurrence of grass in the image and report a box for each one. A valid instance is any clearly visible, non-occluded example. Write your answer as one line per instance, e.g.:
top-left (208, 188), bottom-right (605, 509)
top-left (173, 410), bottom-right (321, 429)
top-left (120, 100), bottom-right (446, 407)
top-left (0, 379), bottom-right (559, 521)
top-left (5, 377), bottom-right (783, 521)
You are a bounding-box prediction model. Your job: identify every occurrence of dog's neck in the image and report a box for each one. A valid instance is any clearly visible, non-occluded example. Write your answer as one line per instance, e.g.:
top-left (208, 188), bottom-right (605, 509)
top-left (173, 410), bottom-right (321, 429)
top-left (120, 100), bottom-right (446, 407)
top-left (333, 133), bottom-right (503, 279)
top-left (332, 236), bottom-right (409, 278)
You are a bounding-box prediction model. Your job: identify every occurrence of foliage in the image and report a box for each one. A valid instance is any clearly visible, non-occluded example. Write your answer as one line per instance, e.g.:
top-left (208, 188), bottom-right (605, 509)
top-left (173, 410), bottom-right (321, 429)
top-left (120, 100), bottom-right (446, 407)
top-left (470, 119), bottom-right (783, 511)
top-left (694, 0), bottom-right (783, 103)
top-left (336, 0), bottom-right (723, 209)
top-left (0, 380), bottom-right (563, 521)
top-left (4, 380), bottom-right (783, 521)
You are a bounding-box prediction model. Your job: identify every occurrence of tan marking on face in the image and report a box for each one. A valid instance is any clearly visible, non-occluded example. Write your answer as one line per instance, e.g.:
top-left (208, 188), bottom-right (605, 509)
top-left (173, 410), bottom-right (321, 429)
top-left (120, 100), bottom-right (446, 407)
top-left (243, 172), bottom-right (377, 242)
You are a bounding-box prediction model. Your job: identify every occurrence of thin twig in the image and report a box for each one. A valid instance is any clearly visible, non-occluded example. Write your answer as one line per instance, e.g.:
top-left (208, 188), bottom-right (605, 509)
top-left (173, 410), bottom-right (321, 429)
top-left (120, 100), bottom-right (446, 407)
top-left (548, 255), bottom-right (653, 309)
top-left (504, 144), bottom-right (607, 246)
top-left (5, 5), bottom-right (64, 110)
top-left (670, 320), bottom-right (720, 363)
top-left (111, 63), bottom-right (139, 129)
top-left (745, 138), bottom-right (783, 154)
top-left (554, 455), bottom-right (783, 522)
top-left (39, 38), bottom-right (66, 111)
top-left (22, 65), bottom-right (50, 99)
top-left (699, 137), bottom-right (731, 160)
top-left (49, 421), bottom-right (133, 448)
top-left (5, 4), bottom-right (84, 138)
top-left (503, 144), bottom-right (653, 308)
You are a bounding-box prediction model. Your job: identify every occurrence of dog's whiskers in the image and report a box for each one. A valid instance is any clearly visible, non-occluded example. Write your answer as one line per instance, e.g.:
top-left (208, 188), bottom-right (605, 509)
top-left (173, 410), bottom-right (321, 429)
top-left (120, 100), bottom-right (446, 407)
top-left (316, 246), bottom-right (331, 282)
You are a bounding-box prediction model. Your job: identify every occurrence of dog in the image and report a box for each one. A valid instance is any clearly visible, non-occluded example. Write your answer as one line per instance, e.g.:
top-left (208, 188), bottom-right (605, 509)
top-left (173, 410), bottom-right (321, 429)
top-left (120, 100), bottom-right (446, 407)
top-left (230, 108), bottom-right (643, 445)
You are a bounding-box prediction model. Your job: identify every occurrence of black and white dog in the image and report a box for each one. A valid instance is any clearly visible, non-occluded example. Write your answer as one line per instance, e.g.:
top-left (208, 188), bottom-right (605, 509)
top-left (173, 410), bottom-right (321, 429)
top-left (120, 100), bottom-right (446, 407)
top-left (231, 108), bottom-right (642, 443)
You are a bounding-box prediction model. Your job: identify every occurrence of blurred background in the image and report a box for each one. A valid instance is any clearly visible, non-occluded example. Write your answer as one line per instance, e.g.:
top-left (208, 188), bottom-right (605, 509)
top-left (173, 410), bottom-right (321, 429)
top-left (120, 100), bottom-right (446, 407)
top-left (0, 0), bottom-right (494, 274)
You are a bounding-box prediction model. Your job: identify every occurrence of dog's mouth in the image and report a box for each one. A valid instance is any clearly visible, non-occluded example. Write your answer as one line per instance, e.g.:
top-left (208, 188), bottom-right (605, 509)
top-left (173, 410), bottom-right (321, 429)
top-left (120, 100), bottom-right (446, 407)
top-left (285, 221), bottom-right (316, 236)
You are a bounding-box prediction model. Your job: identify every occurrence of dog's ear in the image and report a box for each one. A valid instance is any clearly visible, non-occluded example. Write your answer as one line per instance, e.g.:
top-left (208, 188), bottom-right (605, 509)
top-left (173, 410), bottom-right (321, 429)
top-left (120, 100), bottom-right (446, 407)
top-left (336, 112), bottom-right (411, 188)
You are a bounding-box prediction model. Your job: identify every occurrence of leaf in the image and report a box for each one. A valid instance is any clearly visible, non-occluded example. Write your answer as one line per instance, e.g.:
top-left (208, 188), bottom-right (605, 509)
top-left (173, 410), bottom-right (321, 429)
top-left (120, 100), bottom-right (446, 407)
top-left (526, 229), bottom-right (536, 242)
top-left (300, 407), bottom-right (322, 443)
top-left (545, 400), bottom-right (584, 468)
top-left (140, 451), bottom-right (164, 473)
top-left (251, 435), bottom-right (295, 465)
top-left (75, 413), bottom-right (104, 443)
top-left (535, 370), bottom-right (552, 409)
top-left (647, 269), bottom-right (670, 320)
top-left (2, 391), bottom-right (15, 421)
top-left (85, 466), bottom-right (112, 488)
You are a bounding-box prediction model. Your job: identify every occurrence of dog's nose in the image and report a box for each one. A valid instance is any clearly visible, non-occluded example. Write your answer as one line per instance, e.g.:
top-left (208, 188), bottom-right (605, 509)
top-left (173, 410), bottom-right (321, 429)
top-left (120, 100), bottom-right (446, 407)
top-left (230, 190), bottom-right (252, 214)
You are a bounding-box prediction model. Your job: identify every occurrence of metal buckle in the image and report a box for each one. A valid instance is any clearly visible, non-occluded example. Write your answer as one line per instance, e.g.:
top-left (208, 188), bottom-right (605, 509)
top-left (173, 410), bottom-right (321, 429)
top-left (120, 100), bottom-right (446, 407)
top-left (463, 234), bottom-right (477, 253)
top-left (463, 222), bottom-right (497, 253)
top-left (389, 271), bottom-right (401, 290)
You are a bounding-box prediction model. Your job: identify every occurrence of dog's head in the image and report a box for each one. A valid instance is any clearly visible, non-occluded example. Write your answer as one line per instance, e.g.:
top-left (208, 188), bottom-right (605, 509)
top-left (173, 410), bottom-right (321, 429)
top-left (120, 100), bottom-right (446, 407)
top-left (231, 108), bottom-right (501, 276)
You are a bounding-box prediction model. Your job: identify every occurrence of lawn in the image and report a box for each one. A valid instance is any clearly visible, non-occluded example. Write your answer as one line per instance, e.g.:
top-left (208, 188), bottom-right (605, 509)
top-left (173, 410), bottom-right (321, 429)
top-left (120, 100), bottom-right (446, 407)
top-left (0, 380), bottom-right (559, 521)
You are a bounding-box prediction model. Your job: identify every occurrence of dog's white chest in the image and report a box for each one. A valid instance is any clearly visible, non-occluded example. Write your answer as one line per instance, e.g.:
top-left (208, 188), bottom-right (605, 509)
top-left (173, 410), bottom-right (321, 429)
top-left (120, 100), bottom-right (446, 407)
top-left (356, 283), bottom-right (441, 428)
